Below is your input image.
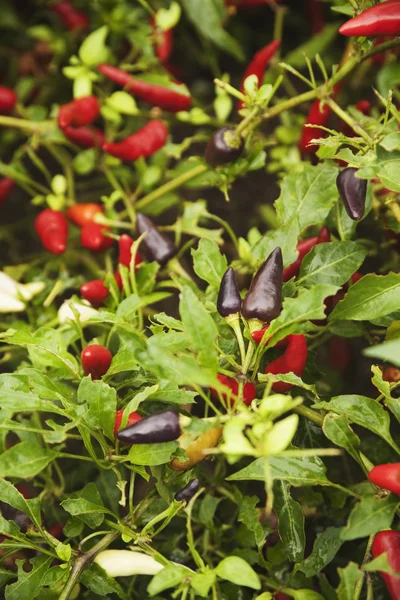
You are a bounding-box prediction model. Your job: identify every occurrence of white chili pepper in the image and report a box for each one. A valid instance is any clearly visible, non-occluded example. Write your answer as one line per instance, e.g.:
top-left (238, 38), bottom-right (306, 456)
top-left (94, 550), bottom-right (164, 577)
top-left (58, 299), bottom-right (98, 323)
top-left (0, 272), bottom-right (45, 312)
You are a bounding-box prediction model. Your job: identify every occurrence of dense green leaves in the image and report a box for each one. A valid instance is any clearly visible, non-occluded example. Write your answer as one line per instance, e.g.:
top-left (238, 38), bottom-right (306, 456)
top-left (228, 455), bottom-right (330, 486)
top-left (341, 495), bottom-right (399, 541)
top-left (0, 442), bottom-right (56, 478)
top-left (298, 241), bottom-right (367, 287)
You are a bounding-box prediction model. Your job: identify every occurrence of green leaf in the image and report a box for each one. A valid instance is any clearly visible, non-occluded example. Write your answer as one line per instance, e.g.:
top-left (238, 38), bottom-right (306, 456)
top-left (182, 0), bottom-right (244, 61)
top-left (81, 564), bottom-right (127, 599)
top-left (5, 556), bottom-right (52, 600)
top-left (179, 286), bottom-right (218, 372)
top-left (340, 494), bottom-right (399, 541)
top-left (147, 339), bottom-right (216, 386)
top-left (251, 217), bottom-right (299, 265)
top-left (298, 242), bottom-right (367, 288)
top-left (282, 23), bottom-right (339, 69)
top-left (192, 239), bottom-right (227, 288)
top-left (128, 441), bottom-right (178, 466)
top-left (329, 273), bottom-right (400, 321)
top-left (336, 562), bottom-right (363, 600)
top-left (0, 374), bottom-right (65, 415)
top-left (298, 527), bottom-right (343, 577)
top-left (377, 62), bottom-right (400, 98)
top-left (61, 497), bottom-right (113, 519)
top-left (215, 556), bottom-right (261, 590)
top-left (227, 455), bottom-right (329, 486)
top-left (0, 479), bottom-right (41, 528)
top-left (275, 163), bottom-right (339, 230)
top-left (274, 480), bottom-right (305, 563)
top-left (62, 483), bottom-right (105, 529)
top-left (78, 377), bottom-right (117, 441)
top-left (285, 590), bottom-right (324, 600)
top-left (238, 496), bottom-right (267, 550)
top-left (323, 413), bottom-right (361, 465)
top-left (364, 338), bottom-right (400, 367)
top-left (190, 570), bottom-right (216, 598)
top-left (0, 442), bottom-right (56, 478)
top-left (148, 565), bottom-right (191, 596)
top-left (79, 26), bottom-right (109, 66)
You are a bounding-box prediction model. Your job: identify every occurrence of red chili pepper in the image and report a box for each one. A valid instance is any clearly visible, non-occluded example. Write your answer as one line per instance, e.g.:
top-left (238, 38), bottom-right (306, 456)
top-left (238, 40), bottom-right (280, 110)
top-left (48, 523), bottom-right (65, 539)
top-left (342, 100), bottom-right (371, 138)
top-left (81, 345), bottom-right (112, 379)
top-left (81, 222), bottom-right (113, 252)
top-left (327, 337), bottom-right (351, 372)
top-left (80, 280), bottom-right (110, 308)
top-left (0, 177), bottom-right (15, 206)
top-left (0, 86), bottom-right (17, 113)
top-left (61, 125), bottom-right (104, 148)
top-left (339, 1), bottom-right (400, 37)
top-left (299, 99), bottom-right (331, 154)
top-left (283, 226), bottom-right (330, 281)
top-left (52, 1), bottom-right (89, 30)
top-left (102, 120), bottom-right (168, 162)
top-left (34, 209), bottom-right (68, 255)
top-left (251, 324), bottom-right (288, 348)
top-left (67, 203), bottom-right (104, 228)
top-left (275, 594), bottom-right (291, 600)
top-left (306, 0), bottom-right (324, 34)
top-left (114, 409), bottom-right (142, 438)
top-left (151, 17), bottom-right (173, 63)
top-left (97, 64), bottom-right (191, 112)
top-left (265, 334), bottom-right (308, 392)
top-left (369, 463), bottom-right (400, 495)
top-left (372, 530), bottom-right (400, 599)
top-left (58, 96), bottom-right (100, 129)
top-left (118, 234), bottom-right (142, 268)
top-left (211, 374), bottom-right (256, 406)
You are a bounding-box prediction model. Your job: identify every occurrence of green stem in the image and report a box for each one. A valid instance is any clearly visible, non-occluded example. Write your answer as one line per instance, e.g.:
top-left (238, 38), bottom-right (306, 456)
top-left (327, 98), bottom-right (373, 146)
top-left (0, 115), bottom-right (51, 131)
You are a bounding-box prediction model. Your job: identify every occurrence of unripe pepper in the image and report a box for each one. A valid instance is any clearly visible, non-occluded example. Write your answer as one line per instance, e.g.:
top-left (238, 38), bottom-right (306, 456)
top-left (171, 426), bottom-right (223, 471)
top-left (81, 345), bottom-right (112, 379)
top-left (80, 280), bottom-right (110, 308)
top-left (117, 410), bottom-right (181, 445)
top-left (174, 479), bottom-right (200, 503)
top-left (61, 125), bottom-right (104, 148)
top-left (67, 203), bottom-right (104, 228)
top-left (136, 213), bottom-right (177, 266)
top-left (95, 550), bottom-right (164, 577)
top-left (103, 120), bottom-right (168, 162)
top-left (81, 222), bottom-right (113, 252)
top-left (238, 40), bottom-right (280, 109)
top-left (34, 209), bottom-right (68, 255)
top-left (52, 1), bottom-right (89, 30)
top-left (0, 177), bottom-right (15, 206)
top-left (242, 247), bottom-right (283, 323)
top-left (336, 167), bottom-right (367, 221)
top-left (211, 374), bottom-right (256, 407)
top-left (217, 267), bottom-right (242, 318)
top-left (58, 96), bottom-right (100, 129)
top-left (118, 234), bottom-right (142, 268)
top-left (205, 127), bottom-right (244, 166)
top-left (371, 530), bottom-right (400, 599)
top-left (283, 226), bottom-right (330, 281)
top-left (98, 64), bottom-right (192, 112)
top-left (339, 1), bottom-right (400, 37)
top-left (369, 463), bottom-right (400, 495)
top-left (114, 409), bottom-right (142, 438)
top-left (265, 334), bottom-right (308, 392)
top-left (0, 86), bottom-right (17, 113)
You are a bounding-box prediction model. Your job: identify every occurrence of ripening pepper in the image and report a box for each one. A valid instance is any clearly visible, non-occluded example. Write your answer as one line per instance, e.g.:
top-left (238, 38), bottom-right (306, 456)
top-left (0, 86), bottom-right (17, 113)
top-left (81, 222), bottom-right (113, 252)
top-left (336, 167), bottom-right (367, 221)
top-left (211, 374), bottom-right (256, 407)
top-left (58, 96), bottom-right (100, 129)
top-left (67, 203), bottom-right (104, 228)
top-left (52, 1), bottom-right (89, 30)
top-left (217, 267), bottom-right (242, 318)
top-left (0, 177), bottom-right (15, 206)
top-left (283, 226), bottom-right (330, 281)
top-left (205, 127), bottom-right (244, 166)
top-left (117, 410), bottom-right (181, 445)
top-left (171, 426), bottom-right (223, 471)
top-left (114, 409), bottom-right (142, 438)
top-left (80, 280), bottom-right (110, 308)
top-left (136, 213), bottom-right (177, 266)
top-left (34, 209), bottom-right (68, 255)
top-left (383, 367), bottom-right (400, 383)
top-left (118, 234), bottom-right (142, 268)
top-left (372, 530), bottom-right (400, 599)
top-left (98, 64), bottom-right (192, 112)
top-left (238, 40), bottom-right (280, 109)
top-left (242, 247), bottom-right (283, 323)
top-left (81, 345), bottom-right (112, 379)
top-left (369, 463), bottom-right (400, 495)
top-left (102, 120), bottom-right (168, 162)
top-left (265, 334), bottom-right (308, 392)
top-left (174, 479), bottom-right (200, 503)
top-left (339, 1), bottom-right (400, 37)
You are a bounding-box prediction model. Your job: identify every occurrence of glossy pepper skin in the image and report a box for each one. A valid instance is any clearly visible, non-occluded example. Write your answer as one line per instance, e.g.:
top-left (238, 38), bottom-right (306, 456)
top-left (136, 213), bottom-right (177, 266)
top-left (211, 374), bottom-right (256, 407)
top-left (61, 125), bottom-right (104, 148)
top-left (58, 96), bottom-right (100, 129)
top-left (371, 530), bottom-right (400, 599)
top-left (114, 409), bottom-right (142, 438)
top-left (174, 479), bottom-right (200, 503)
top-left (336, 167), bottom-right (367, 221)
top-left (299, 99), bottom-right (331, 154)
top-left (242, 247), bottom-right (283, 323)
top-left (0, 86), bottom-right (17, 113)
top-left (265, 334), bottom-right (308, 392)
top-left (116, 410), bottom-right (181, 445)
top-left (80, 280), bottom-right (110, 308)
top-left (35, 209), bottom-right (68, 255)
top-left (52, 1), bottom-right (88, 30)
top-left (67, 203), bottom-right (103, 228)
top-left (238, 40), bottom-right (280, 109)
top-left (217, 267), bottom-right (241, 317)
top-left (81, 345), bottom-right (112, 380)
top-left (103, 120), bottom-right (168, 162)
top-left (81, 222), bottom-right (113, 252)
top-left (251, 325), bottom-right (288, 348)
top-left (339, 1), bottom-right (400, 37)
top-left (98, 64), bottom-right (192, 112)
top-left (205, 127), bottom-right (244, 166)
top-left (171, 426), bottom-right (223, 471)
top-left (283, 226), bottom-right (330, 281)
top-left (118, 234), bottom-right (142, 268)
top-left (369, 463), bottom-right (400, 495)
top-left (0, 177), bottom-right (15, 206)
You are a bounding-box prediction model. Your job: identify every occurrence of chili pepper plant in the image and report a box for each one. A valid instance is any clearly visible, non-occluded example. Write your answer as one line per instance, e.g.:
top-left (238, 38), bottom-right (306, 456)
top-left (1, 1), bottom-right (400, 599)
